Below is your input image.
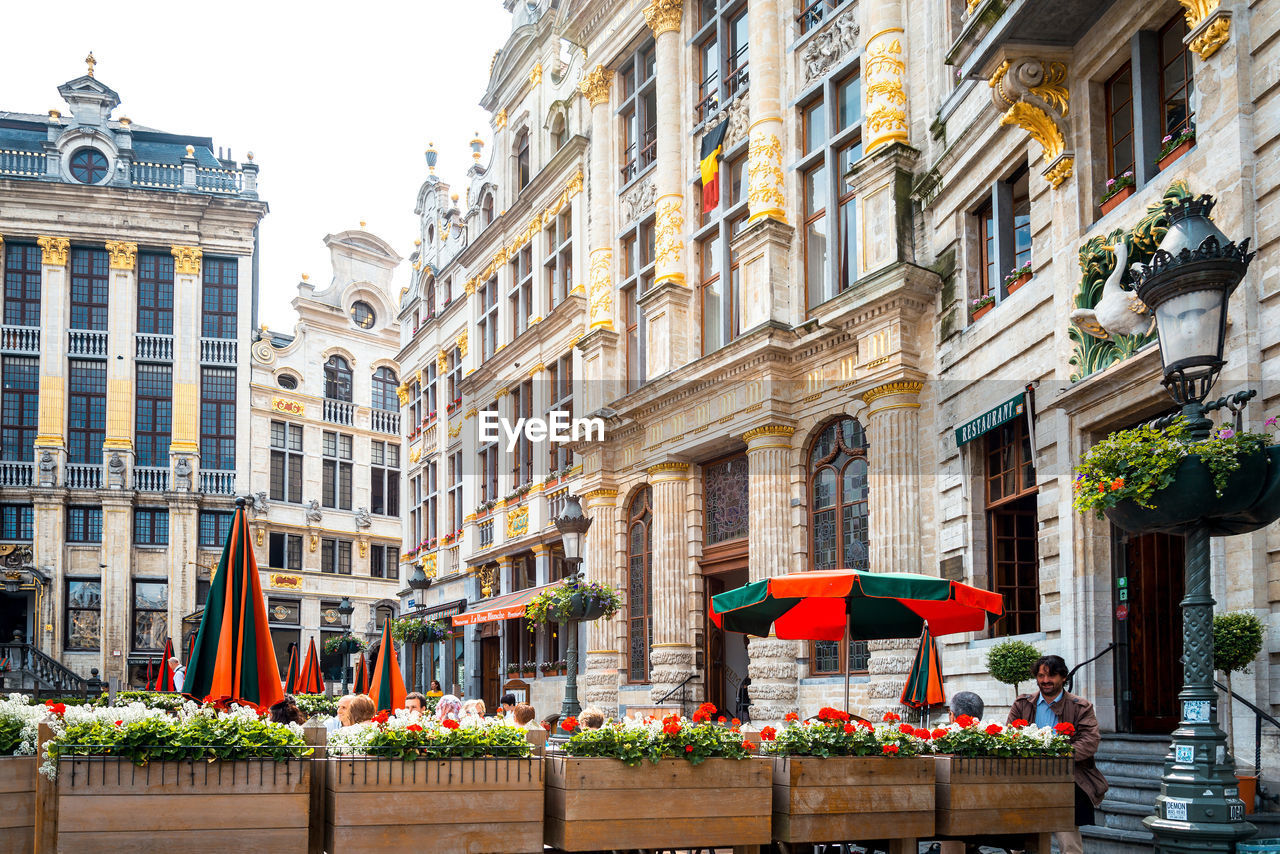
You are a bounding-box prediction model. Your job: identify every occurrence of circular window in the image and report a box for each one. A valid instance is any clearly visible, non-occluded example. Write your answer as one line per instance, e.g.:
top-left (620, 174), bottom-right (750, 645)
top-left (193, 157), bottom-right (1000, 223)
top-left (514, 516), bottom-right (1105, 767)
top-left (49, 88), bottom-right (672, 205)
top-left (276, 374), bottom-right (298, 390)
top-left (69, 148), bottom-right (109, 184)
top-left (350, 301), bottom-right (376, 329)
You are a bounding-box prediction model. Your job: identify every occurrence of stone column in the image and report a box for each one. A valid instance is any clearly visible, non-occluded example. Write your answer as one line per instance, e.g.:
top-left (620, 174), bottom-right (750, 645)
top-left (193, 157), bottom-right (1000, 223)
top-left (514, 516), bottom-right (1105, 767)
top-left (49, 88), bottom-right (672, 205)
top-left (743, 425), bottom-right (798, 721)
top-left (581, 65), bottom-right (616, 336)
top-left (646, 462), bottom-right (693, 703)
top-left (861, 379), bottom-right (924, 718)
top-left (581, 488), bottom-right (621, 712)
top-left (33, 493), bottom-right (65, 658)
top-left (100, 494), bottom-right (133, 684)
top-left (169, 246), bottom-right (203, 484)
top-left (103, 241), bottom-right (137, 487)
top-left (862, 0), bottom-right (910, 155)
top-left (34, 238), bottom-right (69, 473)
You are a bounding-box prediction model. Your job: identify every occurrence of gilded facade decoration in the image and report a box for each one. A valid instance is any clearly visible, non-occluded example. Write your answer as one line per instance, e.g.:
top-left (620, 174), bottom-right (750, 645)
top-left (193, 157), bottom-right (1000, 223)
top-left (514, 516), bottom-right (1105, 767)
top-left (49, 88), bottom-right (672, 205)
top-left (990, 58), bottom-right (1073, 188)
top-left (36, 236), bottom-right (69, 266)
top-left (507, 505), bottom-right (529, 539)
top-left (653, 195), bottom-right (686, 285)
top-left (643, 0), bottom-right (683, 37)
top-left (396, 382), bottom-right (411, 406)
top-left (864, 31), bottom-right (908, 152)
top-left (1176, 0), bottom-right (1230, 58)
top-left (463, 171), bottom-right (585, 293)
top-left (170, 245), bottom-right (203, 275)
top-left (437, 349), bottom-right (449, 374)
top-left (456, 330), bottom-right (468, 357)
top-left (104, 240), bottom-right (137, 270)
top-left (580, 65), bottom-right (612, 107)
top-left (587, 247), bottom-right (614, 330)
top-left (495, 108), bottom-right (507, 129)
top-left (422, 553), bottom-right (437, 579)
top-left (742, 424), bottom-right (796, 444)
top-left (746, 130), bottom-right (787, 223)
top-left (860, 380), bottom-right (924, 404)
top-left (800, 6), bottom-right (860, 84)
top-left (645, 461), bottom-right (691, 477)
top-left (529, 63), bottom-right (542, 85)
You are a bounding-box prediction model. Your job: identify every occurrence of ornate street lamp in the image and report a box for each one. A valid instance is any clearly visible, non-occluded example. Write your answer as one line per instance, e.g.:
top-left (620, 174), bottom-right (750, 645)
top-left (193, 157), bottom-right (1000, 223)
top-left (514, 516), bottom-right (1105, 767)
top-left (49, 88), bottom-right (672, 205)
top-left (554, 495), bottom-right (593, 732)
top-left (337, 596), bottom-right (355, 695)
top-left (1132, 194), bottom-right (1258, 853)
top-left (408, 564), bottom-right (432, 592)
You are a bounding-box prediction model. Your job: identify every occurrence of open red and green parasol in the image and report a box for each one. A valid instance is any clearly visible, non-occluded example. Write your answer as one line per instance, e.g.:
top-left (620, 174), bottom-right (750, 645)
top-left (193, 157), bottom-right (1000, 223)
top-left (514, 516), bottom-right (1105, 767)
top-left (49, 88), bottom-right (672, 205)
top-left (367, 622), bottom-right (406, 712)
top-left (283, 643), bottom-right (299, 694)
top-left (709, 569), bottom-right (1002, 640)
top-left (900, 623), bottom-right (946, 710)
top-left (151, 637), bottom-right (176, 692)
top-left (183, 499), bottom-right (284, 709)
top-left (297, 637), bottom-right (324, 695)
top-left (354, 654), bottom-right (370, 695)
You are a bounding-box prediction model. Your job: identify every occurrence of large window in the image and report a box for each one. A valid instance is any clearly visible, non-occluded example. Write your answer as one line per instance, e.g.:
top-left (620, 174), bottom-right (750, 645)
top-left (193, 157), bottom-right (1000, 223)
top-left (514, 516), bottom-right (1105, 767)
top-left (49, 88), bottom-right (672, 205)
top-left (371, 440), bottom-right (400, 516)
top-left (515, 129), bottom-right (531, 190)
top-left (478, 403), bottom-right (500, 503)
top-left (200, 367), bottom-right (236, 470)
top-left (809, 418), bottom-right (870, 675)
top-left (705, 454), bottom-right (749, 544)
top-left (510, 382), bottom-right (533, 487)
top-left (70, 247), bottom-right (109, 330)
top-left (545, 206), bottom-right (573, 311)
top-left (547, 354), bottom-right (574, 472)
top-left (322, 431), bottom-right (353, 510)
top-left (270, 421), bottom-right (304, 503)
top-left (627, 487), bottom-right (653, 682)
top-left (694, 0), bottom-right (749, 126)
top-left (986, 418), bottom-right (1039, 637)
top-left (478, 277), bottom-right (499, 361)
top-left (799, 73), bottom-right (862, 309)
top-left (67, 506), bottom-right (103, 543)
top-left (66, 579), bottom-right (102, 651)
top-left (696, 153), bottom-right (748, 353)
top-left (1159, 15), bottom-right (1193, 141)
top-left (448, 452), bottom-right (463, 534)
top-left (425, 460), bottom-right (439, 541)
top-left (137, 252), bottom-right (174, 335)
top-left (3, 243), bottom-right (40, 327)
top-left (135, 364), bottom-right (172, 468)
top-left (973, 165), bottom-right (1031, 307)
top-left (321, 538), bottom-right (353, 575)
top-left (619, 41), bottom-right (658, 183)
top-left (2, 357), bottom-right (38, 461)
top-left (372, 366), bottom-right (398, 411)
top-left (1105, 63), bottom-right (1136, 184)
top-left (0, 505), bottom-right (32, 541)
top-left (134, 508), bottom-right (169, 545)
top-left (198, 510), bottom-right (233, 548)
top-left (68, 360), bottom-right (106, 465)
top-left (509, 246), bottom-right (533, 339)
top-left (201, 258), bottom-right (238, 339)
top-left (325, 355), bottom-right (353, 402)
top-left (371, 544), bottom-right (399, 579)
top-left (620, 219), bottom-right (656, 391)
top-left (446, 347), bottom-right (462, 409)
top-left (268, 532), bottom-right (303, 570)
top-left (133, 581), bottom-right (168, 651)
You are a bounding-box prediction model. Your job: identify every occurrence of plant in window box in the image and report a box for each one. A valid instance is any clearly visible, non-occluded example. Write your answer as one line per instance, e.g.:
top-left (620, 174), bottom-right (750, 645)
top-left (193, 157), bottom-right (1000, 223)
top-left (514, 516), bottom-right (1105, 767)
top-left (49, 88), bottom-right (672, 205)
top-left (1002, 261), bottom-right (1033, 294)
top-left (441, 532), bottom-right (456, 546)
top-left (521, 662), bottom-right (537, 679)
top-left (505, 662), bottom-right (520, 677)
top-left (969, 294), bottom-right (994, 320)
top-left (324, 634), bottom-right (368, 656)
top-left (555, 658), bottom-right (568, 675)
top-left (539, 661), bottom-right (556, 675)
top-left (524, 577), bottom-right (623, 624)
top-left (1157, 125), bottom-right (1196, 170)
top-left (1099, 170), bottom-right (1135, 214)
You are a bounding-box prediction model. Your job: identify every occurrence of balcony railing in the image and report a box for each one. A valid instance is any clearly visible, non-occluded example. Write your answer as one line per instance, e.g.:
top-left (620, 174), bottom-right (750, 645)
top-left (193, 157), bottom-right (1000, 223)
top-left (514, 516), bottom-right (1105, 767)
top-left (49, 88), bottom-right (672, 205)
top-left (0, 149), bottom-right (46, 178)
top-left (547, 487), bottom-right (569, 525)
top-left (200, 337), bottom-right (237, 365)
top-left (324, 399), bottom-right (354, 426)
top-left (68, 330), bottom-right (108, 358)
top-left (65, 464), bottom-right (102, 490)
top-left (478, 519), bottom-right (494, 549)
top-left (371, 408), bottom-right (400, 435)
top-left (1, 326), bottom-right (39, 355)
top-left (199, 470), bottom-right (236, 495)
top-left (130, 161), bottom-right (182, 188)
top-left (0, 462), bottom-right (32, 488)
top-left (133, 466), bottom-right (170, 492)
top-left (195, 167), bottom-right (242, 193)
top-left (135, 333), bottom-right (173, 362)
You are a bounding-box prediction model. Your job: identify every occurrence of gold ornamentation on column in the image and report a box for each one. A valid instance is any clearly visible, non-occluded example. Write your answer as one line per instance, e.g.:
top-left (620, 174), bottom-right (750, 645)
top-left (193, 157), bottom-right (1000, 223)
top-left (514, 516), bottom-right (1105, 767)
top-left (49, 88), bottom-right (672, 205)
top-left (991, 57), bottom-right (1073, 188)
top-left (582, 488), bottom-right (619, 501)
top-left (588, 247), bottom-right (614, 330)
top-left (529, 63), bottom-right (543, 85)
top-left (645, 461), bottom-right (690, 477)
top-left (495, 109), bottom-right (507, 130)
top-left (580, 65), bottom-right (612, 107)
top-left (529, 363), bottom-right (545, 377)
top-left (742, 424), bottom-right (795, 444)
top-left (864, 30), bottom-right (908, 152)
top-left (310, 532), bottom-right (318, 553)
top-left (456, 330), bottom-right (468, 357)
top-left (396, 382), bottom-right (410, 406)
top-left (643, 0), bottom-right (683, 37)
top-left (653, 195), bottom-right (686, 286)
top-left (171, 245), bottom-right (203, 276)
top-left (861, 379), bottom-right (924, 405)
top-left (104, 241), bottom-right (137, 271)
top-left (1176, 0), bottom-right (1230, 58)
top-left (746, 129), bottom-right (786, 223)
top-left (36, 375), bottom-right (65, 445)
top-left (36, 237), bottom-right (68, 266)
top-left (437, 350), bottom-right (449, 374)
top-left (359, 538), bottom-right (368, 558)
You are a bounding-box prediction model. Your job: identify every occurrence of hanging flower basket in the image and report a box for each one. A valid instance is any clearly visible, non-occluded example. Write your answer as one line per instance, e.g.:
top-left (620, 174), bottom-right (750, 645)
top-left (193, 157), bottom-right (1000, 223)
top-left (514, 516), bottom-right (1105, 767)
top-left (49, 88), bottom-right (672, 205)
top-left (525, 579), bottom-right (622, 624)
top-left (324, 634), bottom-right (368, 656)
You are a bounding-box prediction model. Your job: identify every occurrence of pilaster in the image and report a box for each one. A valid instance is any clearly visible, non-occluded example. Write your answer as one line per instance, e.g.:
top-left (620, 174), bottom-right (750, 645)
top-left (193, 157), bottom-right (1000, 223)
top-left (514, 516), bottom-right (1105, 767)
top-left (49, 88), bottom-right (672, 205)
top-left (104, 242), bottom-right (137, 488)
top-left (34, 237), bottom-right (69, 455)
top-left (645, 0), bottom-right (688, 291)
top-left (732, 218), bottom-right (794, 330)
top-left (846, 142), bottom-right (919, 278)
top-left (169, 245), bottom-right (203, 475)
top-left (637, 282), bottom-right (692, 381)
top-left (581, 487), bottom-right (621, 711)
top-left (581, 65), bottom-right (617, 333)
top-left (576, 326), bottom-right (622, 415)
top-left (646, 461), bottom-right (694, 703)
top-left (745, 0), bottom-right (788, 226)
top-left (99, 493), bottom-right (133, 685)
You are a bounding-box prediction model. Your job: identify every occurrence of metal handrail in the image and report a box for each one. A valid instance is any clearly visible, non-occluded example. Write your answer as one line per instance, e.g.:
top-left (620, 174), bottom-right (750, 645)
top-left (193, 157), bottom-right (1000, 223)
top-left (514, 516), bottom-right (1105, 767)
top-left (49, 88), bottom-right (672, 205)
top-left (1066, 641), bottom-right (1116, 694)
top-left (656, 672), bottom-right (697, 716)
top-left (1215, 678), bottom-right (1280, 776)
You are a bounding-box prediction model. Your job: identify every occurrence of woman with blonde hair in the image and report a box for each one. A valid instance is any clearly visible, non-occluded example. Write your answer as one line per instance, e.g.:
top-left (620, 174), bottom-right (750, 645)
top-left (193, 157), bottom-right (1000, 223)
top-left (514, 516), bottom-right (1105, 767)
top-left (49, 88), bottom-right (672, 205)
top-left (461, 698), bottom-right (487, 720)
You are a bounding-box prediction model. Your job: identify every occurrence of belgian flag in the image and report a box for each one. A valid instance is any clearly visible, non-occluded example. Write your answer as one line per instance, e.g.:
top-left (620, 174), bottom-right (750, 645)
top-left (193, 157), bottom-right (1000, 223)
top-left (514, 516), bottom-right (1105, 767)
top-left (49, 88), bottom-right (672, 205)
top-left (700, 119), bottom-right (729, 211)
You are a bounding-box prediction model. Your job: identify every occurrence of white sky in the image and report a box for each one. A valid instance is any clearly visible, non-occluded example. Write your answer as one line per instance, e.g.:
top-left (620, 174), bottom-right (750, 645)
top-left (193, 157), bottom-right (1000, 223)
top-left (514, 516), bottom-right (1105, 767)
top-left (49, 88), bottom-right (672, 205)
top-left (2, 0), bottom-right (514, 331)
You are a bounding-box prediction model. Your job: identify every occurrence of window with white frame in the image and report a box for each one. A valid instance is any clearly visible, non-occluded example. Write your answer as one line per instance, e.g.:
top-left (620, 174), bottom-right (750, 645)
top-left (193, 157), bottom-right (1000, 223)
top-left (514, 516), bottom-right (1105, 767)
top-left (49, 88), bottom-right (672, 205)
top-left (322, 431), bottom-right (353, 510)
top-left (270, 421), bottom-right (303, 503)
top-left (545, 206), bottom-right (573, 312)
top-left (509, 245), bottom-right (533, 339)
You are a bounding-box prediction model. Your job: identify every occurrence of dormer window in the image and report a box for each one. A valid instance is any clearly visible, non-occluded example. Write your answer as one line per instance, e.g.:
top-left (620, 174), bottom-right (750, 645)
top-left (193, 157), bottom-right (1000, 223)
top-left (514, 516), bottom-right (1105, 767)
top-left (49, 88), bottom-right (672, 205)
top-left (69, 148), bottom-right (108, 184)
top-left (481, 192), bottom-right (495, 227)
top-left (516, 129), bottom-right (531, 189)
top-left (350, 301), bottom-right (376, 329)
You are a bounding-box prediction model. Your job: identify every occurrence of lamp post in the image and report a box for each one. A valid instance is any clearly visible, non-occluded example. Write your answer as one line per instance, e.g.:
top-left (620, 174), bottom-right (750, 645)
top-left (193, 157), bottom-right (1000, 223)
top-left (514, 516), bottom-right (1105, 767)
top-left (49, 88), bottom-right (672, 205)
top-left (554, 494), bottom-right (593, 732)
top-left (408, 565), bottom-right (432, 691)
top-left (1133, 195), bottom-right (1257, 853)
top-left (337, 596), bottom-right (355, 695)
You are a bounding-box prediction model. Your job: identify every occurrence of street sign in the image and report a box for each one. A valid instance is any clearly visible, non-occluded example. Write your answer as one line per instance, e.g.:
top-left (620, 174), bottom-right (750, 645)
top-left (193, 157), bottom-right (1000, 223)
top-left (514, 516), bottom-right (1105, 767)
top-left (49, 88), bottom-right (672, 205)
top-left (955, 393), bottom-right (1026, 446)
top-left (1116, 604), bottom-right (1129, 621)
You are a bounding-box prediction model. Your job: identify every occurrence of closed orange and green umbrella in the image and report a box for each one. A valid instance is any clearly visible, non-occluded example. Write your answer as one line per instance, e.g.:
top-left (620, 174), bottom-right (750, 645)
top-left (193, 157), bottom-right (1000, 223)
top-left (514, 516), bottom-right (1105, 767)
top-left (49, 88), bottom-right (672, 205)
top-left (367, 622), bottom-right (406, 712)
top-left (283, 643), bottom-right (299, 694)
top-left (354, 654), bottom-right (371, 695)
top-left (151, 637), bottom-right (176, 692)
top-left (900, 623), bottom-right (946, 710)
top-left (298, 638), bottom-right (324, 695)
top-left (183, 498), bottom-right (284, 710)
top-left (185, 632), bottom-right (196, 665)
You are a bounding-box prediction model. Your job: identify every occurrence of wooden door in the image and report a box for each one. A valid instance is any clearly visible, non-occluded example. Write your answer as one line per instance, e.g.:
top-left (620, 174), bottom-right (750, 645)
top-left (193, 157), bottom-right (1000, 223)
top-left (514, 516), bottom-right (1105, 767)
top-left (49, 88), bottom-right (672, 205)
top-left (481, 636), bottom-right (500, 711)
top-left (1121, 532), bottom-right (1184, 733)
top-left (705, 577), bottom-right (727, 714)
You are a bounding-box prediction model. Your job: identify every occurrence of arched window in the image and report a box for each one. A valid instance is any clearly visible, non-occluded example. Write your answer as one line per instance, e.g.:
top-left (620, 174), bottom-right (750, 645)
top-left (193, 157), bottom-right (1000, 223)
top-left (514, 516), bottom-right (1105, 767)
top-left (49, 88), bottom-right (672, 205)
top-left (627, 486), bottom-right (653, 683)
top-left (808, 418), bottom-right (870, 675)
top-left (551, 113), bottom-right (568, 150)
top-left (515, 129), bottom-right (531, 189)
top-left (324, 355), bottom-right (353, 402)
top-left (481, 192), bottom-right (495, 227)
top-left (427, 224), bottom-right (435, 246)
top-left (372, 366), bottom-right (398, 411)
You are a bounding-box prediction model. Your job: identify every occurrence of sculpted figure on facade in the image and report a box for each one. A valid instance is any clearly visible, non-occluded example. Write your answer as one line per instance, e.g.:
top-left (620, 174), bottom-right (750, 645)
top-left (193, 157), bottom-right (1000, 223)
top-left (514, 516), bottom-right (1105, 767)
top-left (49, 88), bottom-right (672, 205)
top-left (107, 452), bottom-right (125, 489)
top-left (38, 451), bottom-right (56, 488)
top-left (305, 500), bottom-right (323, 523)
top-left (174, 456), bottom-right (192, 492)
top-left (801, 8), bottom-right (860, 83)
top-left (354, 506), bottom-right (372, 529)
top-left (249, 491), bottom-right (270, 517)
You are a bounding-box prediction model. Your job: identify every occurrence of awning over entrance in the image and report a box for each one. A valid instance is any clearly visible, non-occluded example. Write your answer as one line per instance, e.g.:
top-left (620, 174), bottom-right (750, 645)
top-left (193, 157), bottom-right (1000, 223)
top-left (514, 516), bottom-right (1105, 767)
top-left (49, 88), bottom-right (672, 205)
top-left (451, 583), bottom-right (557, 627)
top-left (954, 391), bottom-right (1027, 447)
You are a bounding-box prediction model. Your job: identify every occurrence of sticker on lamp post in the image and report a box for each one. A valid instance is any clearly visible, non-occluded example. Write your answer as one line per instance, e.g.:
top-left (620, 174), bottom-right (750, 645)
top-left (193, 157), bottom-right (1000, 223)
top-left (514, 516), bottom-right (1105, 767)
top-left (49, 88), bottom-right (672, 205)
top-left (1183, 700), bottom-right (1211, 723)
top-left (1165, 799), bottom-right (1189, 821)
top-left (1175, 745), bottom-right (1194, 764)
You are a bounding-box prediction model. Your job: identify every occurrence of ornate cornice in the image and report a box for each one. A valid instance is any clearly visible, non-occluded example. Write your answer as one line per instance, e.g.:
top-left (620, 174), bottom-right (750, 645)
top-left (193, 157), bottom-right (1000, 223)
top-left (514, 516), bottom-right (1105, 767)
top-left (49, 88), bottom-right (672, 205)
top-left (36, 236), bottom-right (68, 266)
top-left (742, 425), bottom-right (796, 443)
top-left (580, 65), bottom-right (612, 108)
top-left (171, 245), bottom-right (203, 276)
top-left (645, 461), bottom-right (690, 477)
top-left (1176, 1), bottom-right (1230, 58)
top-left (582, 488), bottom-right (619, 501)
top-left (643, 0), bottom-right (682, 37)
top-left (104, 240), bottom-right (137, 271)
top-left (990, 57), bottom-right (1073, 188)
top-left (861, 380), bottom-right (924, 405)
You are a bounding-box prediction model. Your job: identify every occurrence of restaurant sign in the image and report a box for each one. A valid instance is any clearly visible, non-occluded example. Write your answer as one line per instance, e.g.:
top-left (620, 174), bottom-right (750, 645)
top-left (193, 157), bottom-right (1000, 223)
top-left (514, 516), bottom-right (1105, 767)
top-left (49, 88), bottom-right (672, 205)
top-left (955, 392), bottom-right (1026, 447)
top-left (270, 573), bottom-right (303, 590)
top-left (272, 397), bottom-right (304, 416)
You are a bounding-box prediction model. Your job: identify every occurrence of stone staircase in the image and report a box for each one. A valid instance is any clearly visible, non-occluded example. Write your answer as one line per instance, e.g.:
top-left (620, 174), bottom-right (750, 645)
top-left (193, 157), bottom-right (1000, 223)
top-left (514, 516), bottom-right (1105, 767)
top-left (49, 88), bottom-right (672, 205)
top-left (1082, 733), bottom-right (1167, 854)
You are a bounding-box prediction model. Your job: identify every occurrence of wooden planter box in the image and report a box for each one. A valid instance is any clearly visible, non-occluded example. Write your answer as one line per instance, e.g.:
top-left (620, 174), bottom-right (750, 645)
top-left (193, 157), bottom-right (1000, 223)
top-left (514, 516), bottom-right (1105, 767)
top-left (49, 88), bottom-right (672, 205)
top-left (545, 755), bottom-right (771, 851)
top-left (325, 757), bottom-right (543, 853)
top-left (934, 755), bottom-right (1074, 836)
top-left (50, 758), bottom-right (310, 853)
top-left (772, 755), bottom-right (935, 843)
top-left (0, 756), bottom-right (34, 854)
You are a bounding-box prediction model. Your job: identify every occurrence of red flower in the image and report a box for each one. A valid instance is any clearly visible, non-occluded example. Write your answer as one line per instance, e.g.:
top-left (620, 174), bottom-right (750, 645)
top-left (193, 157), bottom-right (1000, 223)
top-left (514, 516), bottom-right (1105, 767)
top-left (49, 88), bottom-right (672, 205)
top-left (541, 721), bottom-right (551, 732)
top-left (882, 712), bottom-right (900, 722)
top-left (1011, 718), bottom-right (1030, 727)
top-left (760, 726), bottom-right (777, 741)
top-left (441, 718), bottom-right (460, 730)
top-left (731, 718), bottom-right (741, 727)
top-left (843, 723), bottom-right (856, 734)
top-left (818, 707), bottom-right (850, 723)
top-left (954, 714), bottom-right (976, 728)
top-left (913, 727), bottom-right (931, 739)
top-left (882, 744), bottom-right (899, 755)
top-left (1055, 722), bottom-right (1076, 736)
top-left (373, 711), bottom-right (390, 724)
top-left (784, 712), bottom-right (800, 722)
top-left (931, 727), bottom-right (948, 739)
top-left (685, 744), bottom-right (694, 753)
top-left (898, 723), bottom-right (914, 735)
top-left (562, 716), bottom-right (578, 733)
top-left (692, 710), bottom-right (710, 723)
top-left (114, 720), bottom-right (122, 726)
top-left (741, 740), bottom-right (754, 751)
top-left (663, 721), bottom-right (682, 736)
top-left (45, 702), bottom-right (65, 716)
top-left (860, 720), bottom-right (875, 731)
top-left (406, 724), bottom-right (423, 732)
top-left (985, 724), bottom-right (1003, 735)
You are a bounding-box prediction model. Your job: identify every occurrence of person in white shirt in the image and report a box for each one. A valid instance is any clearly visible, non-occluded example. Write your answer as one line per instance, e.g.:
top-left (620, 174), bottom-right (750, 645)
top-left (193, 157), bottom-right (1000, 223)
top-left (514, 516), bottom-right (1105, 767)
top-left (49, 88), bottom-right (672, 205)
top-left (170, 657), bottom-right (185, 693)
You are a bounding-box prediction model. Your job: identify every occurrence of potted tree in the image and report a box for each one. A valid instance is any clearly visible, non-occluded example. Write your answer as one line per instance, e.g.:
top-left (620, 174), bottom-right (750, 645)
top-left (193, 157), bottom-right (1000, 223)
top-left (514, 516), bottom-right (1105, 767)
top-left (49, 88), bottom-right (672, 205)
top-left (986, 639), bottom-right (1042, 702)
top-left (1214, 610), bottom-right (1266, 813)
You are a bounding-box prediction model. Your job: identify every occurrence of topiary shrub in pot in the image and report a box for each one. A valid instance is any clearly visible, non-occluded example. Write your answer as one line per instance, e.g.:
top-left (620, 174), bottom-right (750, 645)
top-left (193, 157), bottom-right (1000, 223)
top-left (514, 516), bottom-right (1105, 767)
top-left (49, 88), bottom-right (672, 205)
top-left (986, 640), bottom-right (1042, 702)
top-left (1213, 611), bottom-right (1265, 763)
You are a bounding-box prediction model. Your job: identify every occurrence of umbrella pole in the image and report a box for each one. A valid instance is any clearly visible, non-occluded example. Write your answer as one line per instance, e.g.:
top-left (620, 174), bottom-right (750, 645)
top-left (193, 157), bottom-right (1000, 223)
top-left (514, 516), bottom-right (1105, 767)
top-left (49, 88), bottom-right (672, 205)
top-left (843, 620), bottom-right (851, 713)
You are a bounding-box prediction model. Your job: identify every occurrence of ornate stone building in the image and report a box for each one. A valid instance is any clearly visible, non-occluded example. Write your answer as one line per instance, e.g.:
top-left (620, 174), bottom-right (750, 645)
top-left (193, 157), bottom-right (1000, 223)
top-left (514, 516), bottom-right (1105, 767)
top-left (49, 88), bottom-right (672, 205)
top-left (0, 59), bottom-right (262, 686)
top-left (248, 229), bottom-right (404, 688)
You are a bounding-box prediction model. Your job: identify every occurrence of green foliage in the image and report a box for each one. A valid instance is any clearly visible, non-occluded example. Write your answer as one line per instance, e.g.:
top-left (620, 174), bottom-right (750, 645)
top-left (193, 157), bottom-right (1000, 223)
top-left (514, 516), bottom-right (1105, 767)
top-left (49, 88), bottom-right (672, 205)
top-left (1214, 611), bottom-right (1266, 674)
top-left (525, 576), bottom-right (623, 624)
top-left (0, 714), bottom-right (24, 756)
top-left (763, 710), bottom-right (928, 758)
top-left (563, 713), bottom-right (752, 767)
top-left (390, 617), bottom-right (449, 645)
top-left (323, 634), bottom-right (368, 656)
top-left (986, 640), bottom-right (1042, 687)
top-left (294, 694), bottom-right (338, 718)
top-left (47, 712), bottom-right (309, 767)
top-left (361, 723), bottom-right (531, 760)
top-left (932, 720), bottom-right (1073, 758)
top-left (112, 691), bottom-right (186, 712)
top-left (562, 724), bottom-right (657, 766)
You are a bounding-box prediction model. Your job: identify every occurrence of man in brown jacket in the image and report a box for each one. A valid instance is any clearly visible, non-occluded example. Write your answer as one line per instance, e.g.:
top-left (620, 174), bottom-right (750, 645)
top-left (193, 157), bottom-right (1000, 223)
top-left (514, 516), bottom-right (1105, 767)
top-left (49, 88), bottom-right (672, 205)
top-left (1007, 655), bottom-right (1109, 854)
